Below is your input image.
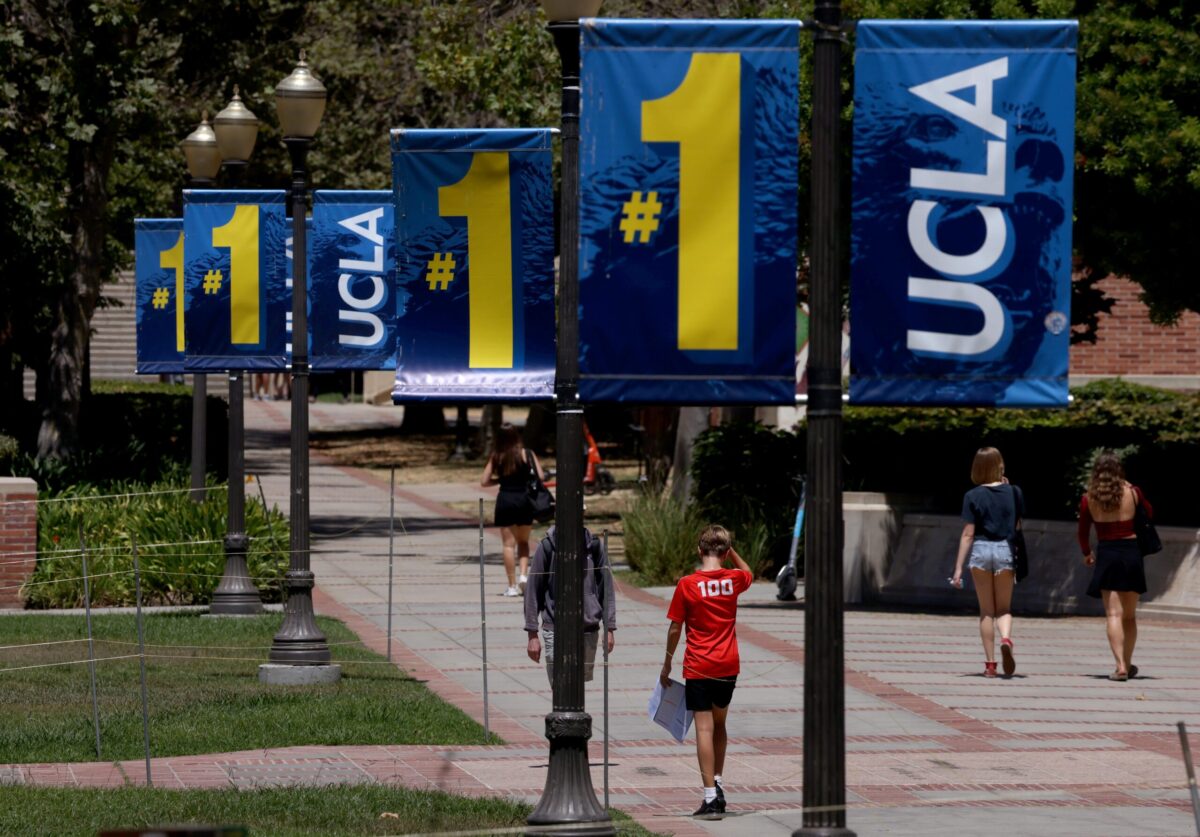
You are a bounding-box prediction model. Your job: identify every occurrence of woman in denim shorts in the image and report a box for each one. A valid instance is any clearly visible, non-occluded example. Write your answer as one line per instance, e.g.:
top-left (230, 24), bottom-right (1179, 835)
top-left (951, 447), bottom-right (1024, 678)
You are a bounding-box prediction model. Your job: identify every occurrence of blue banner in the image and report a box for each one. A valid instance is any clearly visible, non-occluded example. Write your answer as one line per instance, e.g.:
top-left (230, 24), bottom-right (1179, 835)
top-left (183, 190), bottom-right (289, 370)
top-left (578, 19), bottom-right (800, 404)
top-left (284, 218), bottom-right (312, 364)
top-left (310, 192), bottom-right (396, 370)
top-left (134, 219), bottom-right (186, 374)
top-left (850, 20), bottom-right (1078, 407)
top-left (390, 129), bottom-right (556, 401)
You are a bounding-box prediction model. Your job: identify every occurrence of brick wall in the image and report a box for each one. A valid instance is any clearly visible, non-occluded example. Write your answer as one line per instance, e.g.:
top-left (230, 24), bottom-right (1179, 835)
top-left (1071, 275), bottom-right (1200, 380)
top-left (0, 478), bottom-right (37, 609)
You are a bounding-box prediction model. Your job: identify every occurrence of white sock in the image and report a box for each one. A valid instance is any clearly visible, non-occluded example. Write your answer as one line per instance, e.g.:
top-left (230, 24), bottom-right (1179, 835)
top-left (714, 774), bottom-right (723, 787)
top-left (704, 786), bottom-right (717, 803)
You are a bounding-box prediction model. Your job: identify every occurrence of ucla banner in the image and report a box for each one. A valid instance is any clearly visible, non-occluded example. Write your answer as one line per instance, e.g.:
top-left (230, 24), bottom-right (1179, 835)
top-left (578, 19), bottom-right (800, 404)
top-left (390, 129), bottom-right (555, 401)
top-left (310, 192), bottom-right (396, 370)
top-left (283, 218), bottom-right (311, 363)
top-left (134, 219), bottom-right (186, 374)
top-left (183, 190), bottom-right (289, 370)
top-left (850, 21), bottom-right (1078, 406)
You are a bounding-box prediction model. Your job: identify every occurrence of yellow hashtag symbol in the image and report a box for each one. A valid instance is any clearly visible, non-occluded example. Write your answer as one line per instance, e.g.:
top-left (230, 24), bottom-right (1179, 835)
top-left (425, 253), bottom-right (456, 291)
top-left (151, 288), bottom-right (170, 309)
top-left (619, 191), bottom-right (663, 244)
top-left (202, 269), bottom-right (223, 295)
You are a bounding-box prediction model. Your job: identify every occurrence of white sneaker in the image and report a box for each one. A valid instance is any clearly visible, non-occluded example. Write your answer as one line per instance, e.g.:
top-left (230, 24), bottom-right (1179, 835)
top-left (504, 586), bottom-right (520, 597)
top-left (518, 575), bottom-right (528, 593)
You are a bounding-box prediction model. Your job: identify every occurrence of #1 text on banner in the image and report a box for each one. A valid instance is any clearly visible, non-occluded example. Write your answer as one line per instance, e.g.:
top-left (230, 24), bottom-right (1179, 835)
top-left (578, 19), bottom-right (800, 405)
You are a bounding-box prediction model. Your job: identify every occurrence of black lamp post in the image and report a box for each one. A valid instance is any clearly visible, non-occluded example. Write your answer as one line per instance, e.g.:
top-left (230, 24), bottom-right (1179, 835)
top-left (527, 2), bottom-right (612, 834)
top-left (209, 88), bottom-right (265, 616)
top-left (797, 0), bottom-right (854, 833)
top-left (180, 113), bottom-right (221, 504)
top-left (267, 51), bottom-right (336, 668)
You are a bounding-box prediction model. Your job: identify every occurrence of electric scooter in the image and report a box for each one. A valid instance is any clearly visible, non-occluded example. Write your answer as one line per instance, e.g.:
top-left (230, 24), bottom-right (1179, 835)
top-left (775, 477), bottom-right (807, 601)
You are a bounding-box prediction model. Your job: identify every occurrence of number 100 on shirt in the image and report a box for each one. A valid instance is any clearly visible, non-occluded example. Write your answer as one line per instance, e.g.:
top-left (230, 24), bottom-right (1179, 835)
top-left (578, 19), bottom-right (801, 404)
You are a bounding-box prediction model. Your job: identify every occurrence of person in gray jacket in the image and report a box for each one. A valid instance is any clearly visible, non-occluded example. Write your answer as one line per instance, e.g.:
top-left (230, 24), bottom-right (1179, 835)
top-left (524, 525), bottom-right (616, 683)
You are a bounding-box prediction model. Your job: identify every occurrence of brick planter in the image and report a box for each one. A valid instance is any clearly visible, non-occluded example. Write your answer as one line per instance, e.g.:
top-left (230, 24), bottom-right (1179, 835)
top-left (0, 477), bottom-right (37, 609)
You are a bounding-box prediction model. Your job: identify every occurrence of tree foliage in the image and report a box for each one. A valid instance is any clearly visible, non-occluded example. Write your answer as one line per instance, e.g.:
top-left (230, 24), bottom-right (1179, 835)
top-left (1, 0), bottom-right (1196, 457)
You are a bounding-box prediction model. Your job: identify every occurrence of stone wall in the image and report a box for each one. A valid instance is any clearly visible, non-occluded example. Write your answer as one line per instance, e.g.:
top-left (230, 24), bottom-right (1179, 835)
top-left (851, 507), bottom-right (1200, 619)
top-left (0, 477), bottom-right (37, 609)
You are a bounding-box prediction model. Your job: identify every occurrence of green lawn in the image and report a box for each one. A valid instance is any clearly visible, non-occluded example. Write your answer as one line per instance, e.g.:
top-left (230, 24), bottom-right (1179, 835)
top-left (0, 786), bottom-right (659, 837)
top-left (0, 613), bottom-right (498, 763)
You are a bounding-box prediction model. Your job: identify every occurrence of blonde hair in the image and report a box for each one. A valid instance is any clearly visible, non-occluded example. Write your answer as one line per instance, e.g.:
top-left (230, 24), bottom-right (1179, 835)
top-left (698, 524), bottom-right (731, 556)
top-left (1087, 452), bottom-right (1125, 512)
top-left (970, 447), bottom-right (1005, 485)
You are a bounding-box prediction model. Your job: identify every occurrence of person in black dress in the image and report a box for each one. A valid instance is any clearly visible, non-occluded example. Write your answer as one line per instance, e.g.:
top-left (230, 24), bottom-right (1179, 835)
top-left (481, 423), bottom-right (545, 597)
top-left (1078, 452), bottom-right (1151, 681)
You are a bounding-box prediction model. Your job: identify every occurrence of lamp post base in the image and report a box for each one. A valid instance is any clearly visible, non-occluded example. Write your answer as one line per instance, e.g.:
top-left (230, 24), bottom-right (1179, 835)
top-left (258, 663), bottom-right (341, 685)
top-left (268, 569), bottom-right (333, 665)
top-left (793, 828), bottom-right (856, 837)
top-left (527, 712), bottom-right (613, 835)
top-left (210, 533), bottom-right (263, 616)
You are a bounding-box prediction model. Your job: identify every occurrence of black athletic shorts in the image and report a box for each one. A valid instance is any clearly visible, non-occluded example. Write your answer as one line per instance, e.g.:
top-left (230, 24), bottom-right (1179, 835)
top-left (685, 676), bottom-right (737, 711)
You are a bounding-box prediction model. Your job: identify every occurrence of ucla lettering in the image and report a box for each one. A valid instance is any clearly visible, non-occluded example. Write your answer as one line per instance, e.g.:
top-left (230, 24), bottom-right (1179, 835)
top-left (905, 58), bottom-right (1010, 357)
top-left (337, 207), bottom-right (386, 348)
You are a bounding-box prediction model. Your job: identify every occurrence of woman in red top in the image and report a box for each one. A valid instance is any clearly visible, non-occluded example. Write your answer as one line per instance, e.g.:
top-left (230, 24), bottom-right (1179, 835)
top-left (1078, 452), bottom-right (1151, 681)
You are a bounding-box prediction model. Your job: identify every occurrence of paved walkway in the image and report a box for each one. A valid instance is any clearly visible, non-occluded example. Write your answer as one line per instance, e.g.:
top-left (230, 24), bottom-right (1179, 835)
top-left (9, 400), bottom-right (1200, 836)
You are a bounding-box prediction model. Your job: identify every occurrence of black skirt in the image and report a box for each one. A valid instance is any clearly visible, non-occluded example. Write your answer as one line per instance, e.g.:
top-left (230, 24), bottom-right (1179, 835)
top-left (1086, 538), bottom-right (1147, 598)
top-left (494, 487), bottom-right (534, 527)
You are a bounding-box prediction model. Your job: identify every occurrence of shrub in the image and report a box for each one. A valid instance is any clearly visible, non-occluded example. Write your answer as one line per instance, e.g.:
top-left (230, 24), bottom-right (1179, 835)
top-left (26, 466), bottom-right (287, 608)
top-left (0, 434), bottom-right (19, 474)
top-left (5, 381), bottom-right (227, 492)
top-left (689, 379), bottom-right (1200, 571)
top-left (621, 490), bottom-right (704, 585)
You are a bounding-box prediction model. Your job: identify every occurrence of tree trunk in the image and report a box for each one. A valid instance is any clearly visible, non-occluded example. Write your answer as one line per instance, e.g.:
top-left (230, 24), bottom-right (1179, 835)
top-left (522, 402), bottom-right (554, 454)
top-left (476, 404), bottom-right (503, 453)
top-left (669, 407), bottom-right (710, 504)
top-left (38, 133), bottom-right (113, 460)
top-left (398, 403), bottom-right (447, 435)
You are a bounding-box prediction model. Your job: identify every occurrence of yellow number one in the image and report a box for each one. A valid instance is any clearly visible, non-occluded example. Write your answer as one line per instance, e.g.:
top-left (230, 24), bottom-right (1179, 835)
top-left (643, 52), bottom-right (741, 351)
top-left (159, 232), bottom-right (185, 352)
top-left (438, 152), bottom-right (514, 368)
top-left (212, 204), bottom-right (261, 346)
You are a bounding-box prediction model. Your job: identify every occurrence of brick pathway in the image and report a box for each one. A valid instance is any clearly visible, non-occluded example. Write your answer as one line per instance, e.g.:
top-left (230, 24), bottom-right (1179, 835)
top-left (6, 401), bottom-right (1200, 837)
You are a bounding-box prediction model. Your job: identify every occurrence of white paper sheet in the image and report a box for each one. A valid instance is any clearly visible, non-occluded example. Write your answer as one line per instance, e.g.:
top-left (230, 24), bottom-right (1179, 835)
top-left (648, 678), bottom-right (693, 742)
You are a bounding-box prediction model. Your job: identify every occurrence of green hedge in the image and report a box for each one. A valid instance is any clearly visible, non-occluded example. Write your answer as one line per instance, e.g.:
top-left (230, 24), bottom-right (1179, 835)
top-left (4, 381), bottom-right (227, 491)
top-left (691, 380), bottom-right (1200, 575)
top-left (27, 468), bottom-right (287, 608)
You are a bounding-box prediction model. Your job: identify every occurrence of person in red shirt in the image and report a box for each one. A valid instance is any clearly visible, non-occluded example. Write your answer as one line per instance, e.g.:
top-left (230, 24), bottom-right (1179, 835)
top-left (1077, 451), bottom-right (1153, 681)
top-left (660, 524), bottom-right (753, 818)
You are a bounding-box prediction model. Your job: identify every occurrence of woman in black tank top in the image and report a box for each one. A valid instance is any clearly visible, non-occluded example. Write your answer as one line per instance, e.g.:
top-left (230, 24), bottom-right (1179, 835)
top-left (481, 423), bottom-right (545, 597)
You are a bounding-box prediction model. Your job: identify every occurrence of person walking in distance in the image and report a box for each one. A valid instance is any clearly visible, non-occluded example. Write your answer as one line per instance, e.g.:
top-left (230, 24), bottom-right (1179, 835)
top-left (951, 447), bottom-right (1024, 678)
top-left (480, 423), bottom-right (543, 597)
top-left (524, 525), bottom-right (616, 684)
top-left (660, 525), bottom-right (753, 817)
top-left (1078, 452), bottom-right (1152, 681)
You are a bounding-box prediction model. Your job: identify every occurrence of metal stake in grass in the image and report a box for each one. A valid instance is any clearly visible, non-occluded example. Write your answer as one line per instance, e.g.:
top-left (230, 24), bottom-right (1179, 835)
top-left (254, 474), bottom-right (285, 599)
top-left (79, 524), bottom-right (102, 760)
top-left (131, 533), bottom-right (152, 786)
top-left (387, 467), bottom-right (396, 664)
top-left (602, 529), bottom-right (610, 811)
top-left (478, 498), bottom-right (490, 742)
top-left (1178, 721), bottom-right (1200, 835)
